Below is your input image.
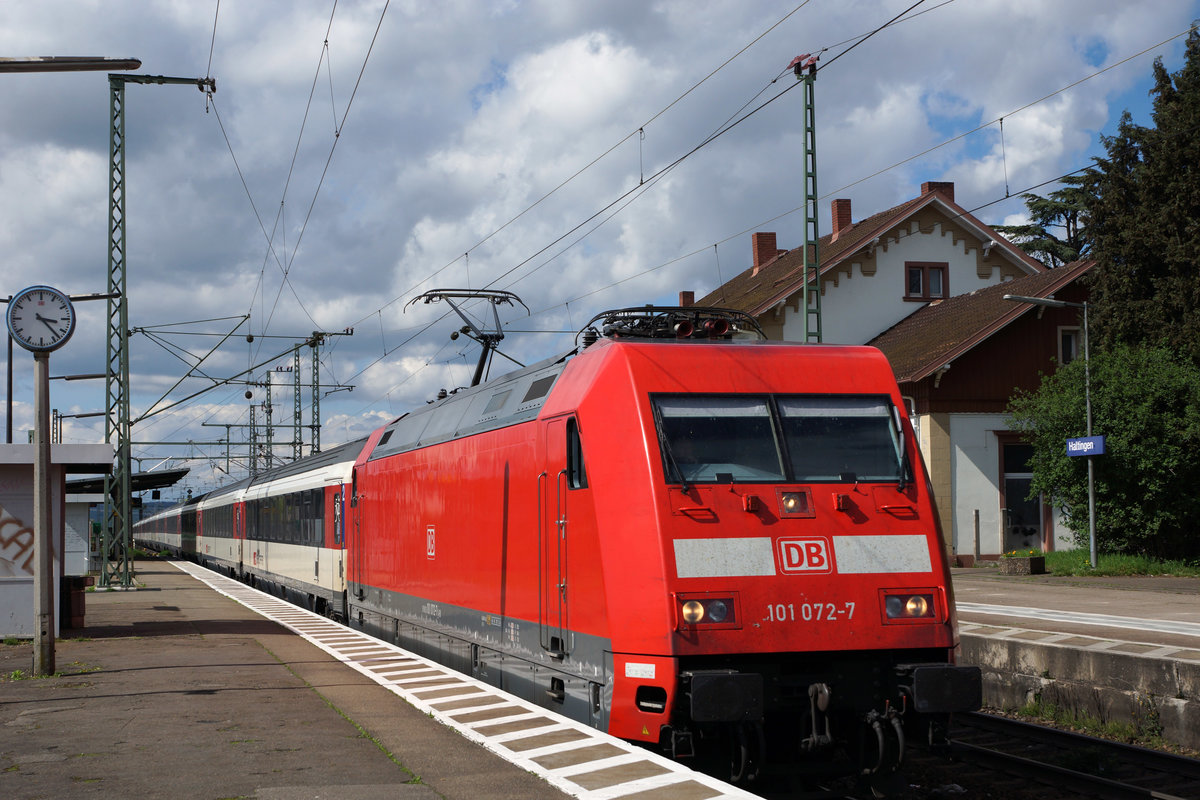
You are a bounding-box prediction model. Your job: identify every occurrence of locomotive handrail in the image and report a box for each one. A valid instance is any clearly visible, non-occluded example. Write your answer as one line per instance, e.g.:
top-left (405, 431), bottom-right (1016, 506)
top-left (556, 468), bottom-right (569, 652)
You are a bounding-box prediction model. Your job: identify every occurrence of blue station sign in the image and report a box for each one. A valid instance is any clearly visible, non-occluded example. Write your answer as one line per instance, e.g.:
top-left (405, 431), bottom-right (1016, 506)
top-left (1066, 435), bottom-right (1106, 457)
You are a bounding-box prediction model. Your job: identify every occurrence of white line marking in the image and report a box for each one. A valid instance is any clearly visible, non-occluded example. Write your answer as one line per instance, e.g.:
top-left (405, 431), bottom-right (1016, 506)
top-left (958, 602), bottom-right (1200, 639)
top-left (172, 561), bottom-right (762, 800)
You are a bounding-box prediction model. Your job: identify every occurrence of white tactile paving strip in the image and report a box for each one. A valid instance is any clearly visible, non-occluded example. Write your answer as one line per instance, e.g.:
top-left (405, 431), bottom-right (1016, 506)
top-left (173, 561), bottom-right (763, 800)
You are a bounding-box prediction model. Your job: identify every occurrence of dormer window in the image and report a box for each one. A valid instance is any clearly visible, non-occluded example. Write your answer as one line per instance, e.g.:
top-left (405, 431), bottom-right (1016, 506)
top-left (905, 262), bottom-right (947, 301)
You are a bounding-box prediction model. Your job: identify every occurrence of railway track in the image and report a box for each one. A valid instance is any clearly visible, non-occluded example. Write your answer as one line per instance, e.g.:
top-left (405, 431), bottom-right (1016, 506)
top-left (938, 711), bottom-right (1200, 799)
top-left (774, 711), bottom-right (1200, 799)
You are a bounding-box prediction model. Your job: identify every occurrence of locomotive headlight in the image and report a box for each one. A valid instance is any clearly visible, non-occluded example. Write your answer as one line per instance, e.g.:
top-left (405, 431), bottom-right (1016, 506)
top-left (676, 594), bottom-right (739, 629)
top-left (884, 592), bottom-right (936, 621)
top-left (905, 595), bottom-right (929, 617)
top-left (777, 489), bottom-right (813, 518)
top-left (681, 600), bottom-right (706, 624)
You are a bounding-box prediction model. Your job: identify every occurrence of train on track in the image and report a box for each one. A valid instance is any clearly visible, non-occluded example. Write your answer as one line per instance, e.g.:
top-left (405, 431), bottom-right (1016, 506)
top-left (135, 304), bottom-right (980, 789)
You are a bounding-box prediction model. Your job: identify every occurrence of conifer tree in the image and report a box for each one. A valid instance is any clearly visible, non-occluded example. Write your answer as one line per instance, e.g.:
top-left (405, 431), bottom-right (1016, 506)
top-left (993, 174), bottom-right (1091, 267)
top-left (1084, 28), bottom-right (1200, 362)
top-left (1007, 29), bottom-right (1200, 560)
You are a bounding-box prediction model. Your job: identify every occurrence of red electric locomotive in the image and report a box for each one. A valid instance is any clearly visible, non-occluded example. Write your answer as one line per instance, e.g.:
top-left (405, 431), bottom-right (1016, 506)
top-left (345, 305), bottom-right (979, 785)
top-left (136, 304), bottom-right (979, 788)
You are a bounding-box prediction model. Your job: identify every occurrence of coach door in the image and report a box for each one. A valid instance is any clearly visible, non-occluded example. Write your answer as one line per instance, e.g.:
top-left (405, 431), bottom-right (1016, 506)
top-left (349, 466), bottom-right (366, 600)
top-left (235, 503), bottom-right (244, 576)
top-left (538, 416), bottom-right (576, 658)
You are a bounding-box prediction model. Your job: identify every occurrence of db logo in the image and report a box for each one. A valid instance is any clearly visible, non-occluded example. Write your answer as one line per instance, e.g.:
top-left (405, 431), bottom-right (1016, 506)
top-left (777, 537), bottom-right (833, 574)
top-left (426, 525), bottom-right (436, 560)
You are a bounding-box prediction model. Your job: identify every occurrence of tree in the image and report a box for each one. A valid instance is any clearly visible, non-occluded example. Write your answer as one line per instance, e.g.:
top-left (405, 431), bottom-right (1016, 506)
top-left (1007, 345), bottom-right (1200, 560)
top-left (1084, 28), bottom-right (1200, 362)
top-left (1006, 31), bottom-right (1200, 561)
top-left (992, 174), bottom-right (1091, 267)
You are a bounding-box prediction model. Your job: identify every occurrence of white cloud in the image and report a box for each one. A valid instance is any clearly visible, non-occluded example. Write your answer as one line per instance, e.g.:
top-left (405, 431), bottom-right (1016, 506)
top-left (2, 0), bottom-right (1197, 495)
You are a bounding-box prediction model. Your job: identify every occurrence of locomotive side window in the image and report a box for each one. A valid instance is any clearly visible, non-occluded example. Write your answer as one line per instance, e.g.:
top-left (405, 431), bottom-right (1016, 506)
top-left (566, 417), bottom-right (588, 489)
top-left (778, 396), bottom-right (902, 482)
top-left (654, 396), bottom-right (785, 483)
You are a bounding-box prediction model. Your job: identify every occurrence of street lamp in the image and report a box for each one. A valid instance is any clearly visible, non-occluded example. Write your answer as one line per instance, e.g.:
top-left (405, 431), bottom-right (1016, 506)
top-left (1004, 294), bottom-right (1096, 569)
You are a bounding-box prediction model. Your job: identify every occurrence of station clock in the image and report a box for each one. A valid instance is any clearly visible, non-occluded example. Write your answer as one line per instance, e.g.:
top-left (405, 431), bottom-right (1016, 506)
top-left (6, 285), bottom-right (76, 352)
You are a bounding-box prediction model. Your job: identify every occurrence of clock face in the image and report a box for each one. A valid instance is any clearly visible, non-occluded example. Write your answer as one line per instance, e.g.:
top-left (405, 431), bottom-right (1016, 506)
top-left (7, 285), bottom-right (76, 352)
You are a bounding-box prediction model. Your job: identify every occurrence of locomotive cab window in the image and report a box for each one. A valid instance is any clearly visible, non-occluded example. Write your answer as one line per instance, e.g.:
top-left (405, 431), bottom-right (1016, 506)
top-left (778, 396), bottom-right (902, 483)
top-left (652, 394), bottom-right (903, 484)
top-left (654, 396), bottom-right (785, 484)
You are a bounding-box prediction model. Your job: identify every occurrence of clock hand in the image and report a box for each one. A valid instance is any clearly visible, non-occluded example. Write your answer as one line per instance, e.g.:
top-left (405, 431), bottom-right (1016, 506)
top-left (35, 313), bottom-right (60, 333)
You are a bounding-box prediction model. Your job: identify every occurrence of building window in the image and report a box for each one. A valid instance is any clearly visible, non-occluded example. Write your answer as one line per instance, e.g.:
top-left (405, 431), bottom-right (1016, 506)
top-left (905, 262), bottom-right (948, 301)
top-left (1059, 327), bottom-right (1080, 365)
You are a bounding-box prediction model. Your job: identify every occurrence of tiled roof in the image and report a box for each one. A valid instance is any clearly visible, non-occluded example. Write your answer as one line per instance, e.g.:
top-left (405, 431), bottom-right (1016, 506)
top-left (697, 189), bottom-right (1044, 314)
top-left (868, 260), bottom-right (1095, 382)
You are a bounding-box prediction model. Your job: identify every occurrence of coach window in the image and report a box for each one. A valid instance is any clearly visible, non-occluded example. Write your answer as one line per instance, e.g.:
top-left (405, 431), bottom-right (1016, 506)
top-left (313, 489), bottom-right (325, 543)
top-left (567, 417), bottom-right (588, 489)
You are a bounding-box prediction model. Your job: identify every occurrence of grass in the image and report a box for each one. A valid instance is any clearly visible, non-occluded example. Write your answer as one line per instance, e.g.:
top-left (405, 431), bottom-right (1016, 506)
top-left (2, 661), bottom-right (101, 682)
top-left (1043, 549), bottom-right (1200, 577)
top-left (1017, 697), bottom-right (1143, 741)
top-left (1012, 695), bottom-right (1184, 756)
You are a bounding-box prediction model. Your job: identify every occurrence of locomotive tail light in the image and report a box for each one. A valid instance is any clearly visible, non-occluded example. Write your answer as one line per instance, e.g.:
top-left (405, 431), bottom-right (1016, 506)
top-left (882, 590), bottom-right (938, 623)
top-left (675, 593), bottom-right (739, 629)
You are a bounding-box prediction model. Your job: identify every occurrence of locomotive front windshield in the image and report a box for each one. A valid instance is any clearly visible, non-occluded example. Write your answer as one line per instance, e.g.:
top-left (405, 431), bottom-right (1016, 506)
top-left (653, 394), bottom-right (904, 484)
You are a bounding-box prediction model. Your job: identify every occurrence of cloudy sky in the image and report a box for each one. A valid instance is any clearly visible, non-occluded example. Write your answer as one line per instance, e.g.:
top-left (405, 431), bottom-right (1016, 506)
top-left (2, 0), bottom-right (1196, 495)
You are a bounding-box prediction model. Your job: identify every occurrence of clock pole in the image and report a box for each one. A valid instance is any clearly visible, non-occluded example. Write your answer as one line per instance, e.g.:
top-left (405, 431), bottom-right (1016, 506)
top-left (7, 285), bottom-right (75, 676)
top-left (33, 350), bottom-right (55, 676)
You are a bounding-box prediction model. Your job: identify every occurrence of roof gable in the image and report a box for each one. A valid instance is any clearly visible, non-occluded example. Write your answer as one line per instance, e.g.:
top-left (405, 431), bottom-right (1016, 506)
top-left (868, 260), bottom-right (1095, 382)
top-left (697, 186), bottom-right (1045, 316)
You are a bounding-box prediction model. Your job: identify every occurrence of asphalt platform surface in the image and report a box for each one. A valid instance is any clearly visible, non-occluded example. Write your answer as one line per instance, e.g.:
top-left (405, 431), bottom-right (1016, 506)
top-left (951, 565), bottom-right (1200, 648)
top-left (0, 561), bottom-right (568, 800)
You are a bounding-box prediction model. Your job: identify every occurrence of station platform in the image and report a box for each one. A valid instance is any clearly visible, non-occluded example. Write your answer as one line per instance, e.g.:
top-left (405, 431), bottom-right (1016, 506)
top-left (4, 563), bottom-right (1196, 799)
top-left (0, 561), bottom-right (757, 800)
top-left (951, 567), bottom-right (1200, 751)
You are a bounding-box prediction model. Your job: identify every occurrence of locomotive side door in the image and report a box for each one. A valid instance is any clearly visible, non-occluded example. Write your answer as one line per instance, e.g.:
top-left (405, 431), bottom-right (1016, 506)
top-left (539, 416), bottom-right (572, 657)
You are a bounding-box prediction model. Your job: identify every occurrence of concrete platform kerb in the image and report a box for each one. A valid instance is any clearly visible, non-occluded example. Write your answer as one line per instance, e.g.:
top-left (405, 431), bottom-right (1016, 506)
top-left (952, 568), bottom-right (1200, 751)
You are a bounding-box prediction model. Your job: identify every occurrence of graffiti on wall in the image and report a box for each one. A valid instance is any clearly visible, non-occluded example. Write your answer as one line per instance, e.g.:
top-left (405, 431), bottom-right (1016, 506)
top-left (0, 504), bottom-right (35, 577)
